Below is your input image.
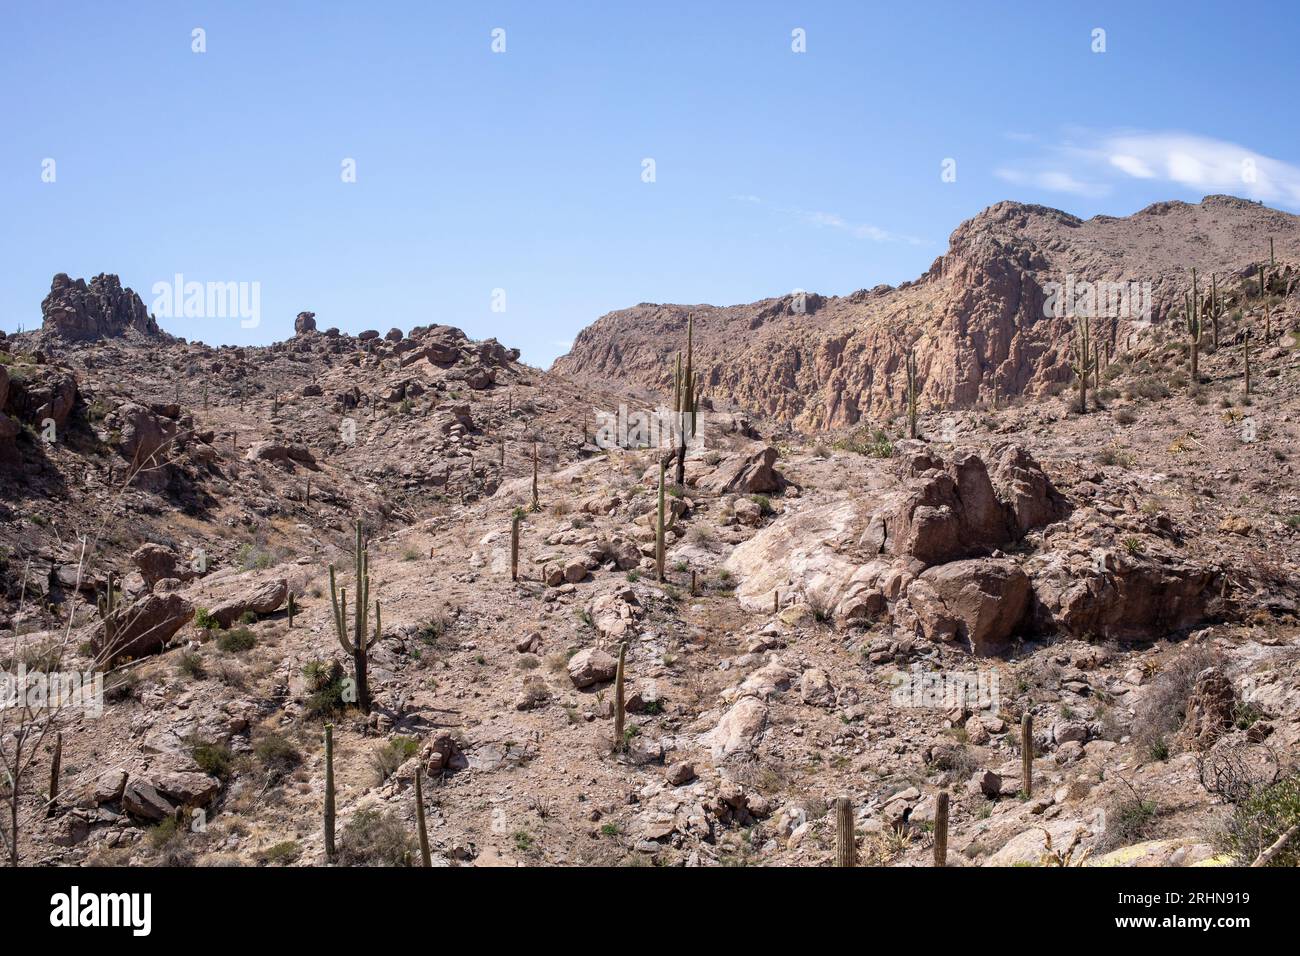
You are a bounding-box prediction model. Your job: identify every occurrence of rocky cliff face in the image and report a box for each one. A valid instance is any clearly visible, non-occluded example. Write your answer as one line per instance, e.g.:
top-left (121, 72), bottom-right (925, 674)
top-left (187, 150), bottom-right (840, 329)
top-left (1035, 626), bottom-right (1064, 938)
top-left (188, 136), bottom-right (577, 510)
top-left (553, 196), bottom-right (1300, 429)
top-left (40, 272), bottom-right (162, 341)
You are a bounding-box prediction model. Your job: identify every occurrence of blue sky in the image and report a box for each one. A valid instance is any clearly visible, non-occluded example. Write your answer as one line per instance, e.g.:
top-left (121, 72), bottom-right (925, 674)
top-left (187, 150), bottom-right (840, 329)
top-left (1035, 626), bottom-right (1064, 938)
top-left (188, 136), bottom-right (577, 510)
top-left (2, 1), bottom-right (1298, 365)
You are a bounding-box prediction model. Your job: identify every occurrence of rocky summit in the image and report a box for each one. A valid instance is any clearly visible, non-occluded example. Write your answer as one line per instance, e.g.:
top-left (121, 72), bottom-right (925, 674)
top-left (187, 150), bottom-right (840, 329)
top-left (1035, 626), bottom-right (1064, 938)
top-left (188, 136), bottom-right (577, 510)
top-left (2, 194), bottom-right (1299, 870)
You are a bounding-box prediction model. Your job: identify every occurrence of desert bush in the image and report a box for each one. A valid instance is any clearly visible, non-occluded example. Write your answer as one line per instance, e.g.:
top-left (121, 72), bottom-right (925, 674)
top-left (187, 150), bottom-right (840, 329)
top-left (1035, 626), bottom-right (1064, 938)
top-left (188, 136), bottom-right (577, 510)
top-left (1132, 645), bottom-right (1224, 760)
top-left (337, 809), bottom-right (414, 866)
top-left (217, 627), bottom-right (256, 653)
top-left (371, 736), bottom-right (421, 784)
top-left (1217, 772), bottom-right (1300, 866)
top-left (254, 732), bottom-right (302, 782)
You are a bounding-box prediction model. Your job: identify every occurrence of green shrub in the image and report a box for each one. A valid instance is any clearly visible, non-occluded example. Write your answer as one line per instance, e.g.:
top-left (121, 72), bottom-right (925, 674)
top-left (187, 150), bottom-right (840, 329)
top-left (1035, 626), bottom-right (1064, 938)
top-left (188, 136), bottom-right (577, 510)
top-left (371, 736), bottom-right (420, 783)
top-left (194, 608), bottom-right (219, 630)
top-left (217, 627), bottom-right (256, 653)
top-left (254, 732), bottom-right (302, 781)
top-left (191, 737), bottom-right (233, 778)
top-left (176, 651), bottom-right (206, 679)
top-left (259, 840), bottom-right (301, 865)
top-left (303, 659), bottom-right (347, 718)
top-left (337, 809), bottom-right (414, 866)
top-left (1219, 773), bottom-right (1300, 866)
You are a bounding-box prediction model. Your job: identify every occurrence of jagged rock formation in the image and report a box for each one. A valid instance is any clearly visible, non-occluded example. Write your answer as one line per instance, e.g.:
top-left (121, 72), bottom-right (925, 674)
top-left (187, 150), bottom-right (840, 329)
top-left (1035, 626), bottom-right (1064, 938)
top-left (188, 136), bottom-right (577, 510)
top-left (554, 195), bottom-right (1300, 428)
top-left (40, 273), bottom-right (162, 341)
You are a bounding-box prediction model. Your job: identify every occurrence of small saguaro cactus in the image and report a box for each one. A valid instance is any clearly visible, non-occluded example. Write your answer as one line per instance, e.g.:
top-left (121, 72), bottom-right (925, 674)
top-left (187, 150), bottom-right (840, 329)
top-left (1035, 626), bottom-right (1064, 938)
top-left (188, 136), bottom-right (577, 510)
top-left (613, 642), bottom-right (627, 752)
top-left (415, 765), bottom-right (432, 867)
top-left (47, 731), bottom-right (62, 818)
top-left (933, 789), bottom-right (950, 866)
top-left (324, 723), bottom-right (337, 863)
top-left (1070, 315), bottom-right (1096, 414)
top-left (675, 314), bottom-right (695, 487)
top-left (1210, 273), bottom-right (1221, 349)
top-left (905, 348), bottom-right (919, 439)
top-left (835, 795), bottom-right (856, 867)
top-left (95, 571), bottom-right (120, 658)
top-left (286, 591), bottom-right (296, 628)
top-left (328, 520), bottom-right (380, 713)
top-left (655, 460), bottom-right (667, 583)
top-left (1244, 322), bottom-right (1253, 396)
top-left (531, 443), bottom-right (539, 512)
top-left (510, 512), bottom-right (520, 582)
top-left (1021, 712), bottom-right (1034, 798)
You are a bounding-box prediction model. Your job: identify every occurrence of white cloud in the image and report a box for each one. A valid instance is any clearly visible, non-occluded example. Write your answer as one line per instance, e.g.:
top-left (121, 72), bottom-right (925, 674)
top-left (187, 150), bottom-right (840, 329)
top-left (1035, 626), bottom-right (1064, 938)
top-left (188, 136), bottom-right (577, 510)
top-left (732, 195), bottom-right (927, 245)
top-left (999, 129), bottom-right (1300, 208)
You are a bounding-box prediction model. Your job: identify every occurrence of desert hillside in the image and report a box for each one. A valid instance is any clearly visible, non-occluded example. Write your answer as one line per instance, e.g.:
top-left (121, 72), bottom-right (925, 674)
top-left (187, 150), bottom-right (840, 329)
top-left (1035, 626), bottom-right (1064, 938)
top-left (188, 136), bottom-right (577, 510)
top-left (2, 192), bottom-right (1298, 869)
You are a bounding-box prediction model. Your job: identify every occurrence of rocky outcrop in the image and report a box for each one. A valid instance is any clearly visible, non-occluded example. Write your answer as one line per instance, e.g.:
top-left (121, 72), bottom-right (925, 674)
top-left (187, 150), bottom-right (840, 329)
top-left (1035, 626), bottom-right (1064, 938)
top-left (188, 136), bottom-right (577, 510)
top-left (553, 197), bottom-right (1300, 427)
top-left (208, 578), bottom-right (288, 627)
top-left (695, 444), bottom-right (786, 494)
top-left (904, 557), bottom-right (1031, 655)
top-left (294, 311), bottom-right (317, 334)
top-left (41, 273), bottom-right (162, 341)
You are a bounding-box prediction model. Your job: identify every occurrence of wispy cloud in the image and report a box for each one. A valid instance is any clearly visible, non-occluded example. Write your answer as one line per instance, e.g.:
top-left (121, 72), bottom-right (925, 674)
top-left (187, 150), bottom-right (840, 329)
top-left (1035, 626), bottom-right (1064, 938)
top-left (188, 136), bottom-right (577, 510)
top-left (733, 196), bottom-right (927, 245)
top-left (997, 129), bottom-right (1300, 208)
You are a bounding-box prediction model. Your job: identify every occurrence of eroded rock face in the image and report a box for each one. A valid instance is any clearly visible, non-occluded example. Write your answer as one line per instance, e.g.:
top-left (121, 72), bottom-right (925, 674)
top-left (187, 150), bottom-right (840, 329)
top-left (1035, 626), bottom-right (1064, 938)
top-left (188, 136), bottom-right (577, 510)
top-left (41, 273), bottom-right (162, 341)
top-left (875, 444), bottom-right (1065, 566)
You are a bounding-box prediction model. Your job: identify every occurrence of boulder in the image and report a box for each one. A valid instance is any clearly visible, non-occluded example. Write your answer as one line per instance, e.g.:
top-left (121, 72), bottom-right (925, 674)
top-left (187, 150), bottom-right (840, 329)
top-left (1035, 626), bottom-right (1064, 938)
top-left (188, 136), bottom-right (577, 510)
top-left (132, 543), bottom-right (195, 588)
top-left (209, 578), bottom-right (288, 627)
top-left (696, 444), bottom-right (785, 494)
top-left (567, 648), bottom-right (618, 688)
top-left (94, 591), bottom-right (194, 661)
top-left (700, 697), bottom-right (767, 759)
top-left (905, 557), bottom-right (1030, 655)
top-left (294, 311), bottom-right (317, 334)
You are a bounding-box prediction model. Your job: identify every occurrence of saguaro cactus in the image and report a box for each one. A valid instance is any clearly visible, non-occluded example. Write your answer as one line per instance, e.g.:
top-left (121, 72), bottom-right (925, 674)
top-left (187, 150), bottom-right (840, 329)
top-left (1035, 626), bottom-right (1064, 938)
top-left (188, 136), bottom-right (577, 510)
top-left (1021, 712), bottom-right (1034, 798)
top-left (655, 461), bottom-right (666, 583)
top-left (286, 592), bottom-right (296, 628)
top-left (324, 723), bottom-right (337, 862)
top-left (933, 789), bottom-right (950, 866)
top-left (415, 765), bottom-right (432, 867)
top-left (835, 796), bottom-right (856, 867)
top-left (613, 643), bottom-right (627, 752)
top-left (675, 315), bottom-right (695, 486)
top-left (510, 512), bottom-right (520, 581)
top-left (328, 520), bottom-right (380, 713)
top-left (47, 732), bottom-right (62, 818)
top-left (531, 443), bottom-right (539, 512)
top-left (95, 571), bottom-right (120, 658)
top-left (1210, 273), bottom-right (1221, 349)
top-left (905, 348), bottom-right (919, 439)
top-left (1070, 316), bottom-right (1096, 413)
top-left (1185, 268), bottom-right (1203, 381)
top-left (1244, 323), bottom-right (1253, 396)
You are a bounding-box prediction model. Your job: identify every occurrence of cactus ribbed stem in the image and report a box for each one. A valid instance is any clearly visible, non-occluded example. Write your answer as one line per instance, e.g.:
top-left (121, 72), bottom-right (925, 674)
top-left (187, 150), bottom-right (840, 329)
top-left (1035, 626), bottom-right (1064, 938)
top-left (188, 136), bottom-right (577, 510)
top-left (328, 520), bottom-right (377, 712)
top-left (933, 789), bottom-right (950, 866)
top-left (287, 592), bottom-right (296, 628)
top-left (613, 643), bottom-right (627, 752)
top-left (1071, 316), bottom-right (1095, 414)
top-left (835, 796), bottom-right (856, 867)
top-left (324, 723), bottom-right (336, 862)
top-left (531, 443), bottom-right (539, 512)
top-left (415, 765), bottom-right (432, 867)
top-left (905, 348), bottom-right (918, 439)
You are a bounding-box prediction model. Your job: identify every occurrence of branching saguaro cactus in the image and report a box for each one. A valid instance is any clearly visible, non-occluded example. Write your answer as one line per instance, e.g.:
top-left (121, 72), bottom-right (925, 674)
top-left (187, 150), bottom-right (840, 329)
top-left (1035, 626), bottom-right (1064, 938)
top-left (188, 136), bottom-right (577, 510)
top-left (324, 723), bottom-right (337, 863)
top-left (329, 520), bottom-right (380, 713)
top-left (933, 789), bottom-right (949, 867)
top-left (1021, 712), bottom-right (1034, 798)
top-left (415, 765), bottom-right (432, 867)
top-left (835, 795), bottom-right (856, 867)
top-left (1070, 315), bottom-right (1096, 414)
top-left (655, 460), bottom-right (666, 583)
top-left (905, 348), bottom-right (919, 439)
top-left (613, 643), bottom-right (627, 752)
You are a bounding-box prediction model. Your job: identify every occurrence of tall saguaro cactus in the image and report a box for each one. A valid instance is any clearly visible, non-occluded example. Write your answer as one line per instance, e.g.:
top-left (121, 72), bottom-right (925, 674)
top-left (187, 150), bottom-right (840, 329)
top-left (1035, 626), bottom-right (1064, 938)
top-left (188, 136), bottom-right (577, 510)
top-left (1244, 323), bottom-right (1253, 396)
top-left (531, 443), bottom-right (539, 512)
top-left (46, 732), bottom-right (62, 818)
top-left (675, 314), bottom-right (695, 486)
top-left (1185, 268), bottom-right (1203, 382)
top-left (510, 512), bottom-right (520, 582)
top-left (328, 520), bottom-right (380, 713)
top-left (1070, 316), bottom-right (1096, 414)
top-left (324, 723), bottom-right (337, 862)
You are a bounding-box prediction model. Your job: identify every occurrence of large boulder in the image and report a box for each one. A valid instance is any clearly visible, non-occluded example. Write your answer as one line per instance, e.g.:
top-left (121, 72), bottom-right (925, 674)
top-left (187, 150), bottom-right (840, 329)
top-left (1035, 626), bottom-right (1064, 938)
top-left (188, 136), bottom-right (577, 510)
top-left (567, 648), bottom-right (618, 688)
top-left (94, 591), bottom-right (194, 661)
top-left (700, 697), bottom-right (768, 759)
top-left (905, 557), bottom-right (1031, 655)
top-left (209, 578), bottom-right (288, 627)
top-left (696, 444), bottom-right (786, 494)
top-left (108, 401), bottom-right (179, 471)
top-left (132, 543), bottom-right (196, 588)
top-left (294, 311), bottom-right (317, 334)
